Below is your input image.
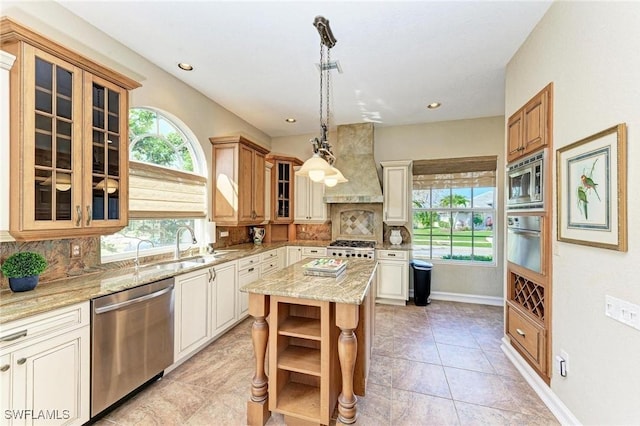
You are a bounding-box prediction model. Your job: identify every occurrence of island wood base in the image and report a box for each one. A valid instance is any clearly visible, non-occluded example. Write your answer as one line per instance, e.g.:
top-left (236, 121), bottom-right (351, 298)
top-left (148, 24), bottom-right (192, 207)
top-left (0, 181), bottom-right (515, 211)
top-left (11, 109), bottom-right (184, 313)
top-left (246, 292), bottom-right (372, 426)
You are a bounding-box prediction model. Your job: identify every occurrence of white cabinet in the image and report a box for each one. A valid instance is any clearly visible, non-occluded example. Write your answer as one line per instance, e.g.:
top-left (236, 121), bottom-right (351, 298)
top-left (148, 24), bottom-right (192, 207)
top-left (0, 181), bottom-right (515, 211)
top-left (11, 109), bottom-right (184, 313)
top-left (381, 160), bottom-right (412, 226)
top-left (174, 268), bottom-right (210, 363)
top-left (211, 261), bottom-right (238, 337)
top-left (294, 171), bottom-right (329, 223)
top-left (277, 247), bottom-right (287, 270)
top-left (237, 255), bottom-right (261, 320)
top-left (0, 302), bottom-right (90, 426)
top-left (260, 249), bottom-right (280, 276)
top-left (286, 247), bottom-right (302, 266)
top-left (376, 249), bottom-right (409, 305)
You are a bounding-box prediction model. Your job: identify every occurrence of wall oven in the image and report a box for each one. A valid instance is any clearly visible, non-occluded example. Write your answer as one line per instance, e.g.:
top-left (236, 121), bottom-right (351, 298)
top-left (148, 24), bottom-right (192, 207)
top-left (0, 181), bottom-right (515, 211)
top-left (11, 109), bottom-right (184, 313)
top-left (507, 150), bottom-right (545, 210)
top-left (507, 216), bottom-right (542, 274)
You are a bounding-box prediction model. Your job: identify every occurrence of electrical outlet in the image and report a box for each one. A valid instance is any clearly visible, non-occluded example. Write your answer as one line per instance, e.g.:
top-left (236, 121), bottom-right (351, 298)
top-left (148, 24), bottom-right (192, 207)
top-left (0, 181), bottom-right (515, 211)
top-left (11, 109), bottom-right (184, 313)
top-left (605, 295), bottom-right (640, 331)
top-left (220, 231), bottom-right (229, 237)
top-left (70, 243), bottom-right (81, 258)
top-left (555, 350), bottom-right (569, 377)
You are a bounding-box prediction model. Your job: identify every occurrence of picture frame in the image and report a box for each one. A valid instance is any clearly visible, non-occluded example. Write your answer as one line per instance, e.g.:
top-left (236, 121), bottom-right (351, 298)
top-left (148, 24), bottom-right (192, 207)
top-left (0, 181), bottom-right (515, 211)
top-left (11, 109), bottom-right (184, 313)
top-left (556, 123), bottom-right (627, 251)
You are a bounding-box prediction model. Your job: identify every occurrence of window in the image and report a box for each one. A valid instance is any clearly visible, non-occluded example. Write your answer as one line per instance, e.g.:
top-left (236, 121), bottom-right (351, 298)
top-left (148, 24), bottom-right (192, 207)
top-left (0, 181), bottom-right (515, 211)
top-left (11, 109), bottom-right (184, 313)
top-left (101, 108), bottom-right (207, 262)
top-left (412, 156), bottom-right (496, 264)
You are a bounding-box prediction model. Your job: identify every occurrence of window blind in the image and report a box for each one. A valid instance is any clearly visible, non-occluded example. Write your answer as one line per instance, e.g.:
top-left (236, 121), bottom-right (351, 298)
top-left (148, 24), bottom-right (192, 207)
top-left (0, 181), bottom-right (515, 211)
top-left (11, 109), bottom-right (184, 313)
top-left (129, 161), bottom-right (207, 218)
top-left (412, 156), bottom-right (497, 189)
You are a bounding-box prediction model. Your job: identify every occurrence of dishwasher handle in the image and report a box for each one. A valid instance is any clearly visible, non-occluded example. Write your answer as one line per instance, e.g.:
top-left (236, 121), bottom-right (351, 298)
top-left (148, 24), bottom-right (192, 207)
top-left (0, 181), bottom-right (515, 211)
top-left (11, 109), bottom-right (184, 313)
top-left (94, 284), bottom-right (174, 315)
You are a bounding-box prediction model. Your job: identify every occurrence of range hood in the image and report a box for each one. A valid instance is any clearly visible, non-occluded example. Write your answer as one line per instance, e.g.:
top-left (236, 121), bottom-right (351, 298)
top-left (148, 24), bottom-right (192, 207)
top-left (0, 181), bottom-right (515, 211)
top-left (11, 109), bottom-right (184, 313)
top-left (324, 122), bottom-right (383, 203)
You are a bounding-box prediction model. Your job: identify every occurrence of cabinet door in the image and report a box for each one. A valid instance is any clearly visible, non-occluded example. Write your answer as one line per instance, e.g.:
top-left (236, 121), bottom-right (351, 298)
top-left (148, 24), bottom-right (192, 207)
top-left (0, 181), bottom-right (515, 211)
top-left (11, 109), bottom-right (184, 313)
top-left (308, 179), bottom-right (327, 221)
top-left (19, 46), bottom-right (84, 233)
top-left (252, 150), bottom-right (266, 222)
top-left (265, 163), bottom-right (272, 222)
top-left (212, 262), bottom-right (237, 336)
top-left (383, 165), bottom-right (409, 225)
top-left (294, 174), bottom-right (310, 221)
top-left (286, 247), bottom-right (302, 266)
top-left (0, 353), bottom-right (11, 424)
top-left (274, 161), bottom-right (293, 223)
top-left (83, 74), bottom-right (128, 229)
top-left (507, 111), bottom-right (524, 162)
top-left (523, 91), bottom-right (547, 155)
top-left (238, 266), bottom-right (260, 319)
top-left (238, 144), bottom-right (255, 222)
top-left (377, 260), bottom-right (408, 302)
top-left (174, 269), bottom-right (210, 362)
top-left (12, 326), bottom-right (90, 426)
top-left (277, 247), bottom-right (287, 270)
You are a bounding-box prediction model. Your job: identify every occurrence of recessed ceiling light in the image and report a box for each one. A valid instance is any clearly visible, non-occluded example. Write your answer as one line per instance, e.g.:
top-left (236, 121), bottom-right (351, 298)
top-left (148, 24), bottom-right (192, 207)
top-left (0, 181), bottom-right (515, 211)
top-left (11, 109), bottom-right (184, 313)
top-left (285, 118), bottom-right (297, 123)
top-left (178, 63), bottom-right (194, 71)
top-left (427, 102), bottom-right (441, 109)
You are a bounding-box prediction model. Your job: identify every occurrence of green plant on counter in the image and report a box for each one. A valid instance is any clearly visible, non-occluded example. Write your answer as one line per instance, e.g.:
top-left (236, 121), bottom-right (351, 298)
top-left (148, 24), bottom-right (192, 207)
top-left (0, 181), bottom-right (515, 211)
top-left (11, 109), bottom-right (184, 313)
top-left (1, 251), bottom-right (48, 278)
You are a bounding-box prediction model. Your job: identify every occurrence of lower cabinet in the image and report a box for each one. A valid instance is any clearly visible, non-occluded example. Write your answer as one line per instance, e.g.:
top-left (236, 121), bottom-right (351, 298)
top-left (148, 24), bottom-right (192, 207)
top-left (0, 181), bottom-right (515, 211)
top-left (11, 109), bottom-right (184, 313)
top-left (286, 247), bottom-right (302, 266)
top-left (0, 303), bottom-right (90, 426)
top-left (211, 261), bottom-right (238, 337)
top-left (506, 301), bottom-right (546, 373)
top-left (237, 255), bottom-right (261, 320)
top-left (376, 249), bottom-right (409, 305)
top-left (174, 268), bottom-right (211, 363)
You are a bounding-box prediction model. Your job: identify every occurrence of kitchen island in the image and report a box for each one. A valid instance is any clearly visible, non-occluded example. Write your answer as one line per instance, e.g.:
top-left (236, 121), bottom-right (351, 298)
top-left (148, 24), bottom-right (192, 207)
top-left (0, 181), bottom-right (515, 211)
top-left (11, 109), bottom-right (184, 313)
top-left (240, 258), bottom-right (377, 426)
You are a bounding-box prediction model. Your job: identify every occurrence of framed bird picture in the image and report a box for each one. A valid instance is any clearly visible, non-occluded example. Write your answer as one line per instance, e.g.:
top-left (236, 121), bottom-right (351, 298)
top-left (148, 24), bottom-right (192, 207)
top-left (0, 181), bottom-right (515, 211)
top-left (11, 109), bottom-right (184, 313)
top-left (556, 123), bottom-right (627, 251)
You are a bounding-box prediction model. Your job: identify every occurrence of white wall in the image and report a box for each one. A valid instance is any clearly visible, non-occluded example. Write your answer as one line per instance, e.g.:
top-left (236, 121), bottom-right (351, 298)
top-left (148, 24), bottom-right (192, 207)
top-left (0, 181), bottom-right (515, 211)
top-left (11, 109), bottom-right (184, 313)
top-left (1, 1), bottom-right (271, 218)
top-left (506, 2), bottom-right (640, 424)
top-left (274, 116), bottom-right (505, 299)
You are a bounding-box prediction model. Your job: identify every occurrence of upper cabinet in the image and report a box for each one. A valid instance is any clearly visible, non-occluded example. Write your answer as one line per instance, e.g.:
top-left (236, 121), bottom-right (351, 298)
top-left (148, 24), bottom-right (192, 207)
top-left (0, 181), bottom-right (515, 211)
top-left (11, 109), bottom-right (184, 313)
top-left (210, 135), bottom-right (269, 226)
top-left (381, 160), bottom-right (412, 226)
top-left (266, 154), bottom-right (302, 224)
top-left (507, 83), bottom-right (553, 163)
top-left (294, 167), bottom-right (329, 224)
top-left (0, 18), bottom-right (140, 241)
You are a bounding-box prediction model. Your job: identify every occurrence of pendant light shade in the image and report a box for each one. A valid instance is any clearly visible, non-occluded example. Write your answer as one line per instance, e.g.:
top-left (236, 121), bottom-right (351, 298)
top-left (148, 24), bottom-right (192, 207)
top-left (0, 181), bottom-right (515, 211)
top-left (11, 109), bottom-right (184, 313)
top-left (323, 166), bottom-right (348, 187)
top-left (295, 154), bottom-right (334, 182)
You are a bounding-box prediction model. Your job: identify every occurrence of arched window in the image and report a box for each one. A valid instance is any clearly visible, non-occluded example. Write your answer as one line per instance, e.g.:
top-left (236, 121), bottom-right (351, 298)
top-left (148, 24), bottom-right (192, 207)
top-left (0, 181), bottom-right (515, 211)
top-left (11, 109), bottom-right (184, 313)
top-left (101, 108), bottom-right (208, 262)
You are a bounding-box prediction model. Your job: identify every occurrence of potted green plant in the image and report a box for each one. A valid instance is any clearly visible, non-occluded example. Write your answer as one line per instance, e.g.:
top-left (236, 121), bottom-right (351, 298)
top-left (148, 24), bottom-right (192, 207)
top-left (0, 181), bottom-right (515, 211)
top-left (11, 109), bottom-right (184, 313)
top-left (1, 251), bottom-right (48, 292)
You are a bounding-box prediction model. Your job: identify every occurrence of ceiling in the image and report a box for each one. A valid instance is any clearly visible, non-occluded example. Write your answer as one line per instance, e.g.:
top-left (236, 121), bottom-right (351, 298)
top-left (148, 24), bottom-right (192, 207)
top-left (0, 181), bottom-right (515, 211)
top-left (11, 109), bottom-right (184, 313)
top-left (56, 1), bottom-right (552, 138)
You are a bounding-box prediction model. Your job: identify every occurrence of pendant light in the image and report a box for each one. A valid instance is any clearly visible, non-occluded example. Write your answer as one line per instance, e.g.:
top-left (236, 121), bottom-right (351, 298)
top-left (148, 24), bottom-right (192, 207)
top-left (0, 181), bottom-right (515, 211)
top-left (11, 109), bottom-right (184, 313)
top-left (295, 16), bottom-right (348, 186)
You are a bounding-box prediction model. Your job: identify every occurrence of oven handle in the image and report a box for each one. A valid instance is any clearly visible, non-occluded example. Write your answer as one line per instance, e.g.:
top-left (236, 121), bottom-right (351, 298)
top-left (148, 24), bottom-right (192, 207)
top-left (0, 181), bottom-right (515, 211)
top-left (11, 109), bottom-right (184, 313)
top-left (94, 285), bottom-right (174, 315)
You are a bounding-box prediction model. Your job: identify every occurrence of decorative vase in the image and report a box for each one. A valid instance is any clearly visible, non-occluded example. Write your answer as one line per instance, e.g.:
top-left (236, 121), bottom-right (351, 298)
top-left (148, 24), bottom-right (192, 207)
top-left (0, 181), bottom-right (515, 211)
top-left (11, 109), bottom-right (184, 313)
top-left (389, 229), bottom-right (403, 245)
top-left (8, 275), bottom-right (40, 292)
top-left (253, 227), bottom-right (265, 245)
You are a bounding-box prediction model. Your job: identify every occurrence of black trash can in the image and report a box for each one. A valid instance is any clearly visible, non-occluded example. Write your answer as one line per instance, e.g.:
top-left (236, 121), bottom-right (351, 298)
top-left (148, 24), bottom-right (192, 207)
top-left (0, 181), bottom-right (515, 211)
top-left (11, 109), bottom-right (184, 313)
top-left (410, 260), bottom-right (433, 306)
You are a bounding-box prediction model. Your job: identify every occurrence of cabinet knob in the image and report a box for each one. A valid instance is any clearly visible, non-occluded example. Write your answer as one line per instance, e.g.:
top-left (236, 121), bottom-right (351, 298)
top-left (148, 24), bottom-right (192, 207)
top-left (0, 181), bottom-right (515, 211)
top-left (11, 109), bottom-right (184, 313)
top-left (0, 365), bottom-right (9, 372)
top-left (16, 358), bottom-right (26, 365)
top-left (515, 328), bottom-right (526, 337)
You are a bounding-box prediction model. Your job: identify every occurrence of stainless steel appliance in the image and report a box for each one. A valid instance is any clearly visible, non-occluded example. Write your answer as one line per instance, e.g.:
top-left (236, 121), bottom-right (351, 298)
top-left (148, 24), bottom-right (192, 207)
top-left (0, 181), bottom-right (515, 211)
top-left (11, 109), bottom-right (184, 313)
top-left (507, 216), bottom-right (542, 273)
top-left (327, 240), bottom-right (376, 259)
top-left (91, 278), bottom-right (175, 417)
top-left (507, 150), bottom-right (545, 210)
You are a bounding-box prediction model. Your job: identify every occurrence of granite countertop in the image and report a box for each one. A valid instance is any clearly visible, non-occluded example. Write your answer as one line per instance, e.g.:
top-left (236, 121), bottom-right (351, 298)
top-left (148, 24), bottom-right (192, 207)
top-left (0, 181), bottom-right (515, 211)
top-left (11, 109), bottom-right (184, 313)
top-left (0, 240), bottom-right (331, 325)
top-left (240, 258), bottom-right (377, 305)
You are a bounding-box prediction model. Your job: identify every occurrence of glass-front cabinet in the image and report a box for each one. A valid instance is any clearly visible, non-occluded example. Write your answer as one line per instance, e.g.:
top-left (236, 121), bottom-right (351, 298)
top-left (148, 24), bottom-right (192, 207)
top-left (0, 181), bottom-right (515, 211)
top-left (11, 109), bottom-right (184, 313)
top-left (2, 18), bottom-right (139, 240)
top-left (266, 154), bottom-right (302, 224)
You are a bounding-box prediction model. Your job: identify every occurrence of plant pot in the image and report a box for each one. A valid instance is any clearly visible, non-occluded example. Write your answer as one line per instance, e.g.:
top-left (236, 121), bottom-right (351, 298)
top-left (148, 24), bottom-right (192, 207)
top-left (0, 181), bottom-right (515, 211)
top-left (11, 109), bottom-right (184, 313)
top-left (8, 275), bottom-right (40, 292)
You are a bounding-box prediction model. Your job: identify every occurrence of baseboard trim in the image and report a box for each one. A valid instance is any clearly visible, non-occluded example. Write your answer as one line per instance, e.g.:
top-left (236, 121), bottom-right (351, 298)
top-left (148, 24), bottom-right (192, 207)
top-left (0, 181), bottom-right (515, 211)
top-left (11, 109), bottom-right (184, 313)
top-left (427, 291), bottom-right (503, 306)
top-left (501, 338), bottom-right (581, 425)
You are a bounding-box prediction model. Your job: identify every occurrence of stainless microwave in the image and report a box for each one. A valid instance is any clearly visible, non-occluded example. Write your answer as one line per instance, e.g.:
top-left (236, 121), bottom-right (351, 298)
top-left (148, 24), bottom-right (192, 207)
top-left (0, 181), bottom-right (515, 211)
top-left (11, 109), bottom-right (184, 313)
top-left (507, 150), bottom-right (545, 210)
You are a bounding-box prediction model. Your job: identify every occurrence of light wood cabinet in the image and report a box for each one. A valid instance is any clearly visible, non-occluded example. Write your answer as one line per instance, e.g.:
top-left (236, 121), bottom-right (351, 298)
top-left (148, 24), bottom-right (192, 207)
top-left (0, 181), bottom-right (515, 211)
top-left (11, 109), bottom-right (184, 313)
top-left (294, 169), bottom-right (329, 223)
top-left (174, 268), bottom-right (210, 363)
top-left (211, 261), bottom-right (238, 337)
top-left (506, 301), bottom-right (546, 373)
top-left (266, 154), bottom-right (302, 224)
top-left (0, 302), bottom-right (90, 426)
top-left (210, 135), bottom-right (269, 226)
top-left (381, 160), bottom-right (412, 226)
top-left (264, 161), bottom-right (273, 222)
top-left (376, 249), bottom-right (409, 305)
top-left (1, 18), bottom-right (140, 241)
top-left (507, 83), bottom-right (553, 162)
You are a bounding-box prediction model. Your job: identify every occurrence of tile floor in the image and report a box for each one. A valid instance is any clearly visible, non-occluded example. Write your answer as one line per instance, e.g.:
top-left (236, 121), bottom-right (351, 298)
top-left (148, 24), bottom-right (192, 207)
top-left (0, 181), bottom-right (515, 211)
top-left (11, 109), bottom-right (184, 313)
top-left (94, 300), bottom-right (559, 425)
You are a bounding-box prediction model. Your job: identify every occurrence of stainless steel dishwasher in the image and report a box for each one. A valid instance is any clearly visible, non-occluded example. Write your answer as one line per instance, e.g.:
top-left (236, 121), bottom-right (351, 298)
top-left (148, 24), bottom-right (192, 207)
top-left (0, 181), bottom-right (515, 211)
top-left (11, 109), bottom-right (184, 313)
top-left (91, 277), bottom-right (175, 417)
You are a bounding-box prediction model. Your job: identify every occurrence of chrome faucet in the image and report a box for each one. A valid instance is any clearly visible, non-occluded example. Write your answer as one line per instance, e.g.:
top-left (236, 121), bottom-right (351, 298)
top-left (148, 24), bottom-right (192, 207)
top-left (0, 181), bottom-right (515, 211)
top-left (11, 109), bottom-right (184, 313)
top-left (175, 225), bottom-right (197, 260)
top-left (134, 239), bottom-right (154, 269)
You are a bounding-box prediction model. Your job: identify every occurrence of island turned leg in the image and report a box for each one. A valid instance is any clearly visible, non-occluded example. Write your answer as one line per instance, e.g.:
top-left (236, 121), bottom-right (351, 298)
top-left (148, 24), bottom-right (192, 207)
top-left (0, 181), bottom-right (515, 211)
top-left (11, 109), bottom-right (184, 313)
top-left (336, 303), bottom-right (360, 425)
top-left (247, 293), bottom-right (270, 426)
